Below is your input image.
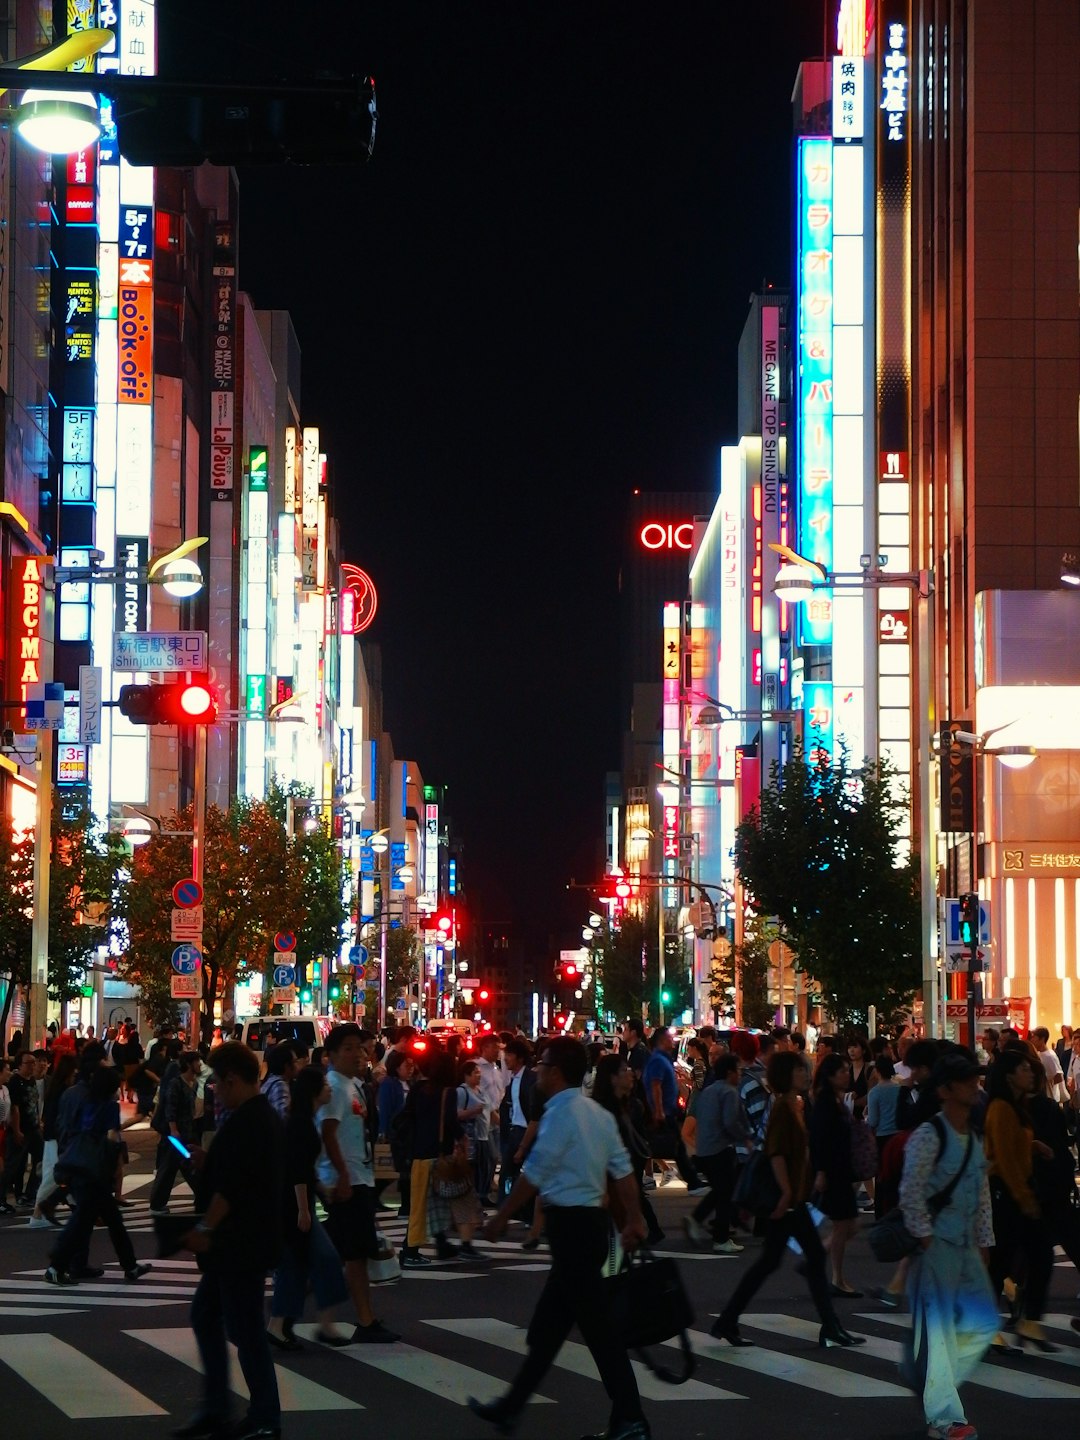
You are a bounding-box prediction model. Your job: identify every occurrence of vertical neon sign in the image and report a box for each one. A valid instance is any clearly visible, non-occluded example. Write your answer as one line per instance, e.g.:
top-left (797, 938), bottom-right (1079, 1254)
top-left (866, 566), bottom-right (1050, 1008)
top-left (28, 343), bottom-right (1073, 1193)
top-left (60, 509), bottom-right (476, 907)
top-left (797, 138), bottom-right (834, 648)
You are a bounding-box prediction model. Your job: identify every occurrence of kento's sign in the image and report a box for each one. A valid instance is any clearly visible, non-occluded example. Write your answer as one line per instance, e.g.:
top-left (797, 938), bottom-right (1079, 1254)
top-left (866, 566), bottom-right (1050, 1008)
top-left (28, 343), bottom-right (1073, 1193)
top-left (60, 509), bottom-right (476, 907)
top-left (639, 522), bottom-right (693, 552)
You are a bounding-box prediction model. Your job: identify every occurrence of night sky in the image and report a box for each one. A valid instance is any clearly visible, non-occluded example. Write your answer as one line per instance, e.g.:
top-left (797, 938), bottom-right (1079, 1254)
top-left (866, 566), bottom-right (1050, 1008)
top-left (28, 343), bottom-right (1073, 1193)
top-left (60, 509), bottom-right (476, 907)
top-left (165, 2), bottom-right (825, 946)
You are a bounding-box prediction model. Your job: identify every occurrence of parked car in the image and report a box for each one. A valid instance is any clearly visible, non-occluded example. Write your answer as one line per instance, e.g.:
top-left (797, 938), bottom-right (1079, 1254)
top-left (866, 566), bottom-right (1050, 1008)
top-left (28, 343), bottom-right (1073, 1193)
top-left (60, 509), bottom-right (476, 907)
top-left (240, 1015), bottom-right (336, 1054)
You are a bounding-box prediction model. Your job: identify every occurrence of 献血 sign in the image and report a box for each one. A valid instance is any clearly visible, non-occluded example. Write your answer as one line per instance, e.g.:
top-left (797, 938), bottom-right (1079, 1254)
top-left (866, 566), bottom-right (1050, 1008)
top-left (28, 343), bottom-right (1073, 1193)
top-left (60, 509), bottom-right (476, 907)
top-left (113, 630), bottom-right (207, 672)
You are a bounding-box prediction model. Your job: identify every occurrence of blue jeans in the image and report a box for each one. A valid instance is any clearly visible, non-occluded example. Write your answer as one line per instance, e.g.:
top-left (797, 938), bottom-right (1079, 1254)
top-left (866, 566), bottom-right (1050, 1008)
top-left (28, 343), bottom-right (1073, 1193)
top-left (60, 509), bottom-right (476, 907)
top-left (191, 1266), bottom-right (280, 1429)
top-left (271, 1218), bottom-right (348, 1317)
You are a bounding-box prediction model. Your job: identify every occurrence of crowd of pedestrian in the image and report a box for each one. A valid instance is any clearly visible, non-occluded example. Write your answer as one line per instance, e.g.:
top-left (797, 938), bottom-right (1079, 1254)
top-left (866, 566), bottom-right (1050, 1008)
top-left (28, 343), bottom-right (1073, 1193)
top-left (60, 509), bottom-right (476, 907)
top-left (2, 1012), bottom-right (1079, 1440)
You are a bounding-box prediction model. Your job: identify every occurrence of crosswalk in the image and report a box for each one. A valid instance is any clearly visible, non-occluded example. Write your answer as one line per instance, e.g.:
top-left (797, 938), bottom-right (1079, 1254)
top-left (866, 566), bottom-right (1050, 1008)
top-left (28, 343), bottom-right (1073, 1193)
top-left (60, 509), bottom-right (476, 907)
top-left (0, 1271), bottom-right (1078, 1421)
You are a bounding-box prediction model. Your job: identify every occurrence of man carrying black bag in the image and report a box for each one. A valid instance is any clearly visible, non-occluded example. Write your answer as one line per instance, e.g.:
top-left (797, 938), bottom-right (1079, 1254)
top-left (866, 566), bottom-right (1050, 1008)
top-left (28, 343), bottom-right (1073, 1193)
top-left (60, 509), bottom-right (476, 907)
top-left (469, 1036), bottom-right (650, 1440)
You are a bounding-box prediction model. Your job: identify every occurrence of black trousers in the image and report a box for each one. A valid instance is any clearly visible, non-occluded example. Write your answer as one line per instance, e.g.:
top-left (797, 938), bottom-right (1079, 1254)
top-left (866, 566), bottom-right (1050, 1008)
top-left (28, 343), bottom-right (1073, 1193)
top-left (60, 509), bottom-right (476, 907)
top-left (693, 1149), bottom-right (737, 1241)
top-left (503, 1206), bottom-right (644, 1427)
top-left (51, 1178), bottom-right (136, 1276)
top-left (720, 1201), bottom-right (840, 1330)
top-left (989, 1180), bottom-right (1054, 1320)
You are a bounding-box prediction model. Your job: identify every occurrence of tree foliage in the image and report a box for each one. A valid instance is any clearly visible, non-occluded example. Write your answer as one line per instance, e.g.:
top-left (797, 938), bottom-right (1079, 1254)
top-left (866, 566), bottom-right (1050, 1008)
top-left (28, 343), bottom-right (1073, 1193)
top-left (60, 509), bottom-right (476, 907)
top-left (734, 749), bottom-right (921, 1028)
top-left (596, 912), bottom-right (651, 1025)
top-left (0, 801), bottom-right (121, 1037)
top-left (114, 793), bottom-right (346, 1044)
top-left (385, 925), bottom-right (420, 1005)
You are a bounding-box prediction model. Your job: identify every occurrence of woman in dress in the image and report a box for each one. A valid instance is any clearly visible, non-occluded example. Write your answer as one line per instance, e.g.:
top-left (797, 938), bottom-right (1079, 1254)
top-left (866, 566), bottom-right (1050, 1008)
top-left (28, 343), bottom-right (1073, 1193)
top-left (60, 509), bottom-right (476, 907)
top-left (712, 1051), bottom-right (864, 1349)
top-left (809, 1052), bottom-right (861, 1297)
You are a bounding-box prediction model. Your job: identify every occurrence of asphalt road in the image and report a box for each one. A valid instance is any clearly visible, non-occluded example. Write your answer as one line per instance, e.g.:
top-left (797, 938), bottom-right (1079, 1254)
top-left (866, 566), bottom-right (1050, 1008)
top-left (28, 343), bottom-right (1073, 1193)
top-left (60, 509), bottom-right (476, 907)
top-left (1, 1122), bottom-right (1078, 1440)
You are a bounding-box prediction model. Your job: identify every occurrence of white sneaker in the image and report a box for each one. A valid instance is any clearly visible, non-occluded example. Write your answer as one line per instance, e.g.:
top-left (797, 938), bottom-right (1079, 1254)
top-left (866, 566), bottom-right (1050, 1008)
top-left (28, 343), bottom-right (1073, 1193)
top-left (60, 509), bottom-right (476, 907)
top-left (713, 1239), bottom-right (745, 1254)
top-left (656, 1169), bottom-right (673, 1187)
top-left (686, 1184), bottom-right (711, 1197)
top-left (642, 1176), bottom-right (657, 1190)
top-left (27, 1216), bottom-right (55, 1230)
top-left (684, 1216), bottom-right (711, 1247)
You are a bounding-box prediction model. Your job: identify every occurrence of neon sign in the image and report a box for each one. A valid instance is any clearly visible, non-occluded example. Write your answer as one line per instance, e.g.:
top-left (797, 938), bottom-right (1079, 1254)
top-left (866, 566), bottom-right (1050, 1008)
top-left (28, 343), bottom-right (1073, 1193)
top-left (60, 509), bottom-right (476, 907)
top-left (640, 522), bottom-right (693, 552)
top-left (17, 557), bottom-right (43, 703)
top-left (836, 0), bottom-right (869, 57)
top-left (797, 138), bottom-right (834, 647)
top-left (341, 564), bottom-right (378, 634)
top-left (881, 23), bottom-right (909, 142)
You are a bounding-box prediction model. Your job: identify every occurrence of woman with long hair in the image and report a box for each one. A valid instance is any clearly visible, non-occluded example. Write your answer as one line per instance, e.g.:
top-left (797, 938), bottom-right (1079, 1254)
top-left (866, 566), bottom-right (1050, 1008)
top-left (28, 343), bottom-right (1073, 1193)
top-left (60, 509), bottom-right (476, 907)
top-left (592, 1052), bottom-right (662, 1245)
top-left (268, 1064), bottom-right (352, 1349)
top-left (809, 1052), bottom-right (861, 1296)
top-left (712, 1051), bottom-right (864, 1349)
top-left (984, 1049), bottom-right (1057, 1351)
top-left (29, 1054), bottom-right (78, 1228)
top-left (402, 1050), bottom-right (480, 1265)
top-left (377, 1049), bottom-right (414, 1221)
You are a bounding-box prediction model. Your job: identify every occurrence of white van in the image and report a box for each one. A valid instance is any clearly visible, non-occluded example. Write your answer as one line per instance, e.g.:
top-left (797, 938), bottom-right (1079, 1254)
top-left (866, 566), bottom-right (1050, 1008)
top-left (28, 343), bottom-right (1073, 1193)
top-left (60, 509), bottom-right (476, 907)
top-left (240, 1015), bottom-right (337, 1054)
top-left (424, 1018), bottom-right (477, 1041)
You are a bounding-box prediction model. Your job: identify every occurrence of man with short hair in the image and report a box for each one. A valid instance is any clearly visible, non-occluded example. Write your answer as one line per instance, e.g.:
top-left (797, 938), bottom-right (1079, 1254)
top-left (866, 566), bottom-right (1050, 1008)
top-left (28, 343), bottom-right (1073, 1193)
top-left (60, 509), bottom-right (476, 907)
top-left (476, 1033), bottom-right (506, 1201)
top-left (148, 1051), bottom-right (199, 1215)
top-left (178, 1041), bottom-right (284, 1440)
top-left (498, 1040), bottom-right (537, 1203)
top-left (621, 1020), bottom-right (649, 1085)
top-left (315, 1023), bottom-right (399, 1344)
top-left (259, 1042), bottom-right (298, 1119)
top-left (471, 1037), bottom-right (649, 1440)
top-left (2, 1051), bottom-right (43, 1208)
top-left (899, 1052), bottom-right (997, 1440)
top-left (1030, 1026), bottom-right (1067, 1102)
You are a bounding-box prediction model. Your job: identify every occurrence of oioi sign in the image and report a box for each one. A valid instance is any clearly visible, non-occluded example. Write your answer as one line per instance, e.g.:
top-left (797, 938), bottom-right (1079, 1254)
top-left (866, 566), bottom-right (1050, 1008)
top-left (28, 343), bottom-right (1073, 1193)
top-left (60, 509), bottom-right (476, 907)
top-left (639, 522), bottom-right (693, 553)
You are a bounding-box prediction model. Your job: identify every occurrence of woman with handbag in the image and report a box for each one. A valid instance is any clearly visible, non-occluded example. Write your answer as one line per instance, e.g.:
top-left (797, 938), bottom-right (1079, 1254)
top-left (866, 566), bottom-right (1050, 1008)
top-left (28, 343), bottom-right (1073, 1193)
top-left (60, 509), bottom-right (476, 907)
top-left (711, 1050), bottom-right (865, 1350)
top-left (809, 1052), bottom-right (862, 1297)
top-left (45, 1066), bottom-right (151, 1286)
top-left (402, 1051), bottom-right (473, 1265)
top-left (592, 1053), bottom-right (664, 1246)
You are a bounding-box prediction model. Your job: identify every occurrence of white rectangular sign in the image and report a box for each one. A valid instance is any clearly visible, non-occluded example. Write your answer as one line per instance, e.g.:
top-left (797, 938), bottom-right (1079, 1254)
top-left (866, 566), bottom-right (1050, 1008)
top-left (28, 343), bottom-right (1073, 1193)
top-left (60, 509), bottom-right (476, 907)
top-left (170, 973), bottom-right (200, 998)
top-left (272, 986), bottom-right (296, 1006)
top-left (113, 630), bottom-right (207, 672)
top-left (79, 665), bottom-right (102, 744)
top-left (171, 906), bottom-right (204, 941)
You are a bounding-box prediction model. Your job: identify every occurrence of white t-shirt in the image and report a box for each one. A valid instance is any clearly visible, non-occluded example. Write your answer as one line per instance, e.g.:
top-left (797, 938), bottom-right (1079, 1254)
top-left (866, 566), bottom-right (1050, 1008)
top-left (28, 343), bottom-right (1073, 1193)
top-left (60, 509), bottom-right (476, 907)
top-left (1038, 1047), bottom-right (1066, 1098)
top-left (0, 1083), bottom-right (9, 1126)
top-left (316, 1069), bottom-right (374, 1188)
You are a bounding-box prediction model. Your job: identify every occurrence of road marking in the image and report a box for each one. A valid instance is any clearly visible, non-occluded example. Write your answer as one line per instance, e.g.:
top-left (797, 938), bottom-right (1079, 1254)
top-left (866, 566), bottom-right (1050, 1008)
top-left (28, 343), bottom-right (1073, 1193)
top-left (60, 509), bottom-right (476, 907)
top-left (427, 1317), bottom-right (744, 1402)
top-left (678, 1323), bottom-right (909, 1397)
top-left (0, 1333), bottom-right (165, 1417)
top-left (6, 1276), bottom-right (194, 1298)
top-left (0, 1288), bottom-right (180, 1309)
top-left (861, 1312), bottom-right (1080, 1398)
top-left (294, 1323), bottom-right (553, 1406)
top-left (128, 1328), bottom-right (361, 1412)
top-left (0, 1305), bottom-right (81, 1316)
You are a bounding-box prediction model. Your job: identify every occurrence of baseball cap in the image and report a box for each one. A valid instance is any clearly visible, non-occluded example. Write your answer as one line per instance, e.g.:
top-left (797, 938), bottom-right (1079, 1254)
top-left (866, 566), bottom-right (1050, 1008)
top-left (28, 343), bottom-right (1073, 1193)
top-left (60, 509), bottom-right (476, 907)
top-left (930, 1052), bottom-right (986, 1089)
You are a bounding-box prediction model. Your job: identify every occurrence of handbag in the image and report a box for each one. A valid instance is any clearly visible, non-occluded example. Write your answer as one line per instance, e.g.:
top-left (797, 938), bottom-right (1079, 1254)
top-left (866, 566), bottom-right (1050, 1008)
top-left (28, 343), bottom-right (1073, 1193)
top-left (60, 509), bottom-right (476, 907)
top-left (604, 1247), bottom-right (696, 1384)
top-left (433, 1088), bottom-right (472, 1198)
top-left (732, 1149), bottom-right (782, 1216)
top-left (850, 1115), bottom-right (878, 1182)
top-left (867, 1119), bottom-right (973, 1263)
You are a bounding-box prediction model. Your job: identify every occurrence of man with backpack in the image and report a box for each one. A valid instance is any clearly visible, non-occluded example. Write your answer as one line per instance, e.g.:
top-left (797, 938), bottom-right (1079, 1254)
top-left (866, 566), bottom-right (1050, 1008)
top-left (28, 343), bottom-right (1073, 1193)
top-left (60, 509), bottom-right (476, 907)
top-left (898, 1052), bottom-right (997, 1440)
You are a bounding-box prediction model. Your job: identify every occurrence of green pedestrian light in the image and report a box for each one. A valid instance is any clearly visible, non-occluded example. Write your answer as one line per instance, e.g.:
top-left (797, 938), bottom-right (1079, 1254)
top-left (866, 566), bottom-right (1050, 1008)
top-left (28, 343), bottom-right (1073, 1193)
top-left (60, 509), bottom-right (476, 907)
top-left (300, 985), bottom-right (312, 1004)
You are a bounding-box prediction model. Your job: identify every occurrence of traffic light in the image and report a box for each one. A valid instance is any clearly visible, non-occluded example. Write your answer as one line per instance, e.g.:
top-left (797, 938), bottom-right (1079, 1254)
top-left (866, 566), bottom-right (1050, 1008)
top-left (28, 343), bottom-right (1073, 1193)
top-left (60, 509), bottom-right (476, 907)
top-left (435, 912), bottom-right (453, 937)
top-left (959, 892), bottom-right (980, 947)
top-left (312, 960), bottom-right (322, 982)
top-left (562, 962), bottom-right (578, 981)
top-left (299, 985), bottom-right (313, 1004)
top-left (328, 977), bottom-right (341, 1001)
top-left (661, 989), bottom-right (672, 1005)
top-left (477, 986), bottom-right (490, 1002)
top-left (118, 677), bottom-right (218, 725)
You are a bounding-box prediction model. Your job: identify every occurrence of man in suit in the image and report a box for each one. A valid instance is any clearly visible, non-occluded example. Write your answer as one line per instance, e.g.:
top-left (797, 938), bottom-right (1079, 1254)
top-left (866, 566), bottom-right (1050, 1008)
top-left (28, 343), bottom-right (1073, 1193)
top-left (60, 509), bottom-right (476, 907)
top-left (498, 1040), bottom-right (537, 1205)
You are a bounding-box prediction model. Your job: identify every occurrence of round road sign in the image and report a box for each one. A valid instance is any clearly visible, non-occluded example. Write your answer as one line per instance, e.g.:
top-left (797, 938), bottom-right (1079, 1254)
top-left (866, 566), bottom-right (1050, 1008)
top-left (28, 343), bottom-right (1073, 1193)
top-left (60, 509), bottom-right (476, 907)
top-left (173, 878), bottom-right (204, 909)
top-left (274, 931), bottom-right (297, 953)
top-left (354, 965), bottom-right (366, 984)
top-left (273, 964), bottom-right (296, 987)
top-left (349, 944), bottom-right (369, 966)
top-left (171, 944), bottom-right (203, 975)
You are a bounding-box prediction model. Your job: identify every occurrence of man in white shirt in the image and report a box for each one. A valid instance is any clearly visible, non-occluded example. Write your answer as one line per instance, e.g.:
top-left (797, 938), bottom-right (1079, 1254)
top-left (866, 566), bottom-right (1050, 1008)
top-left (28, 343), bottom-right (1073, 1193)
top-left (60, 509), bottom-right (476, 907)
top-left (317, 1024), bottom-right (399, 1344)
top-left (1030, 1027), bottom-right (1067, 1102)
top-left (471, 1036), bottom-right (648, 1440)
top-left (475, 1033), bottom-right (506, 1201)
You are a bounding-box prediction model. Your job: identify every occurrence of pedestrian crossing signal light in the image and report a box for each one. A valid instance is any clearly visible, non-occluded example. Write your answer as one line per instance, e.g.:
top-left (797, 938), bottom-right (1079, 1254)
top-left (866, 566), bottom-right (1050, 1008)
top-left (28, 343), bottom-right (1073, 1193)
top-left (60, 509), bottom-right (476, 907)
top-left (312, 960), bottom-right (322, 980)
top-left (328, 978), bottom-right (341, 1000)
top-left (117, 676), bottom-right (218, 726)
top-left (299, 986), bottom-right (312, 1004)
top-left (661, 989), bottom-right (671, 1004)
top-left (960, 892), bottom-right (979, 946)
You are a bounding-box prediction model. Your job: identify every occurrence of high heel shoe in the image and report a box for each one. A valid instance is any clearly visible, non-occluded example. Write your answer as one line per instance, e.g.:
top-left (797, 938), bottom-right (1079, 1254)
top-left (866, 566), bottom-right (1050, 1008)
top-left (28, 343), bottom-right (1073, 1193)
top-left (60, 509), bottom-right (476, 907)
top-left (1015, 1321), bottom-right (1058, 1353)
top-left (709, 1317), bottom-right (754, 1347)
top-left (819, 1325), bottom-right (867, 1348)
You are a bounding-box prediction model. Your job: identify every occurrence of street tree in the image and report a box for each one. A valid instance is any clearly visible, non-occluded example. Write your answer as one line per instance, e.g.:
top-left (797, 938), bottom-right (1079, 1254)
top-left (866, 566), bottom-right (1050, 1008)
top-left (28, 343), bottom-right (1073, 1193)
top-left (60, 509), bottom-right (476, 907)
top-left (114, 794), bottom-right (345, 1043)
top-left (385, 925), bottom-right (421, 1010)
top-left (0, 802), bottom-right (121, 1039)
top-left (734, 748), bottom-right (921, 1028)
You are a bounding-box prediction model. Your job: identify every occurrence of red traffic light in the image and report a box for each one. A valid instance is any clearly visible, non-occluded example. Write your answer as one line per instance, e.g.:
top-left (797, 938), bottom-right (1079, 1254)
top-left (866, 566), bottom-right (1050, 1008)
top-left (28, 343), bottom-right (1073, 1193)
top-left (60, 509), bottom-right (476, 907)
top-left (118, 676), bottom-right (219, 726)
top-left (614, 877), bottom-right (632, 899)
top-left (477, 987), bottom-right (490, 1001)
top-left (563, 963), bottom-right (578, 980)
top-left (554, 1013), bottom-right (568, 1029)
top-left (435, 912), bottom-right (453, 935)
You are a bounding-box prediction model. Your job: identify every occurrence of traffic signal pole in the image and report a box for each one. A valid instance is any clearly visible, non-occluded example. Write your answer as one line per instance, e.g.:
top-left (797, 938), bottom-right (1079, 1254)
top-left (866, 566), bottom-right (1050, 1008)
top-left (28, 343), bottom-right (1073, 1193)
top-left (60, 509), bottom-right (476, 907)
top-left (190, 725), bottom-right (207, 1048)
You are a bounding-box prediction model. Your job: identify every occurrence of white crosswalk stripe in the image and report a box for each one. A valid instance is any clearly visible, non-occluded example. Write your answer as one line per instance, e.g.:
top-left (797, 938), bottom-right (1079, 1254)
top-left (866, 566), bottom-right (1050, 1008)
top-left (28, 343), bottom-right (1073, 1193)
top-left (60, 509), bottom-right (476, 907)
top-left (129, 1329), bottom-right (362, 1412)
top-left (0, 1334), bottom-right (165, 1418)
top-left (681, 1322), bottom-right (909, 1398)
top-left (292, 1323), bottom-right (555, 1406)
top-left (426, 1317), bottom-right (744, 1402)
